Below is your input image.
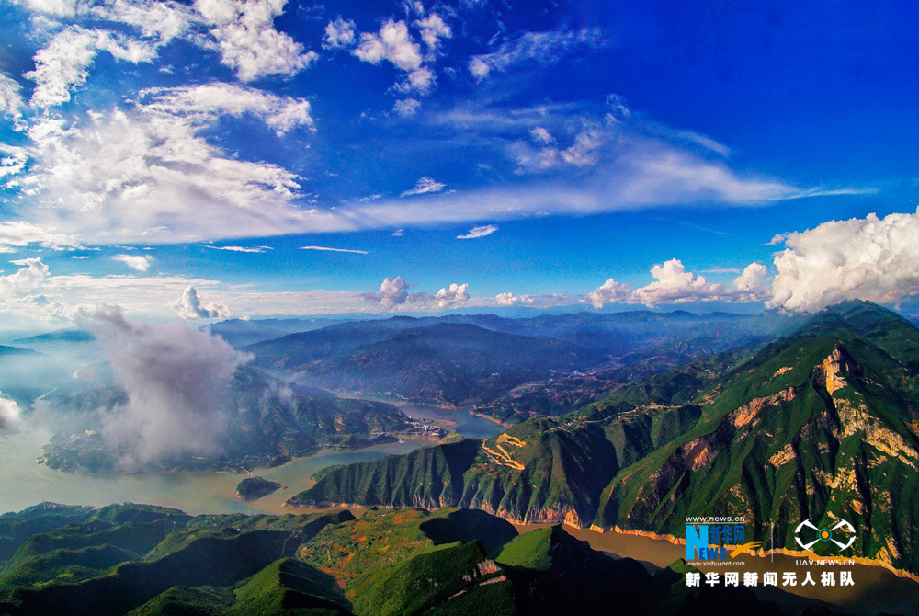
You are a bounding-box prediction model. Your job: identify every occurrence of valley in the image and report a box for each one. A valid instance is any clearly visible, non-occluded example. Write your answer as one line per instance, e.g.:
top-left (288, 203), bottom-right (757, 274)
top-left (2, 302), bottom-right (919, 614)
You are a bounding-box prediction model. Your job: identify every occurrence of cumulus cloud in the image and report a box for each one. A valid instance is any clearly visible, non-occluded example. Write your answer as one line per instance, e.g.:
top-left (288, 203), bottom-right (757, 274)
top-left (362, 276), bottom-right (410, 311)
top-left (140, 83), bottom-right (313, 134)
top-left (323, 17), bottom-right (356, 49)
top-left (26, 26), bottom-right (156, 109)
top-left (733, 262), bottom-right (768, 297)
top-left (401, 176), bottom-right (446, 197)
top-left (457, 224), bottom-right (497, 239)
top-left (586, 259), bottom-right (772, 309)
top-left (432, 282), bottom-right (469, 309)
top-left (193, 0), bottom-right (318, 81)
top-left (769, 208), bottom-right (919, 312)
top-left (353, 19), bottom-right (434, 95)
top-left (468, 29), bottom-right (604, 81)
top-left (0, 392), bottom-right (21, 431)
top-left (585, 278), bottom-right (633, 309)
top-left (175, 286), bottom-right (230, 319)
top-left (113, 254), bottom-right (151, 272)
top-left (495, 291), bottom-right (570, 309)
top-left (82, 305), bottom-right (250, 466)
top-left (354, 19), bottom-right (422, 71)
top-left (631, 259), bottom-right (727, 307)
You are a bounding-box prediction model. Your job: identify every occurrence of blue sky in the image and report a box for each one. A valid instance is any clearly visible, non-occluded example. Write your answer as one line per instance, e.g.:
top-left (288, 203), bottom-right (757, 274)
top-left (0, 0), bottom-right (917, 329)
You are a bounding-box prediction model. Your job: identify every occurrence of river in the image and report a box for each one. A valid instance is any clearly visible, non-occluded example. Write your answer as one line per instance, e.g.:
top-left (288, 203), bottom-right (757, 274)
top-left (0, 409), bottom-right (914, 614)
top-left (0, 403), bottom-right (503, 516)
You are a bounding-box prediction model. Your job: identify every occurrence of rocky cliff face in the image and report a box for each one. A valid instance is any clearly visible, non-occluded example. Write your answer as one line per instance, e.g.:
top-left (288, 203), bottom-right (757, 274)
top-left (603, 304), bottom-right (919, 575)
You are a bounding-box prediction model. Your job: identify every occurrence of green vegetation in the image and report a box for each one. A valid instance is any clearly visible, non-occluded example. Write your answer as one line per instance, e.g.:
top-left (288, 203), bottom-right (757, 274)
top-left (235, 476), bottom-right (282, 501)
top-left (287, 301), bottom-right (919, 576)
top-left (0, 502), bottom-right (817, 615)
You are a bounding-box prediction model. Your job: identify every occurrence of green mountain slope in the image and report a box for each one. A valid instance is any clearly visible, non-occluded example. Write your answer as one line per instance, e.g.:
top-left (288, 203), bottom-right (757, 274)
top-left (287, 302), bottom-right (919, 575)
top-left (0, 502), bottom-right (824, 615)
top-left (289, 401), bottom-right (701, 527)
top-left (603, 301), bottom-right (919, 573)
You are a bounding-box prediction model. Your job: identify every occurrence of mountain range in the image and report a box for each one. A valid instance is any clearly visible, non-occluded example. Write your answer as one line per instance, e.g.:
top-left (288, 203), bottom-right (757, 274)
top-left (287, 301), bottom-right (919, 576)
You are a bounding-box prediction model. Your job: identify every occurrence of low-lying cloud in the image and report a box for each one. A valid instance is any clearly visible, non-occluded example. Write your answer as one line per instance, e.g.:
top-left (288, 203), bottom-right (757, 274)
top-left (81, 305), bottom-right (250, 467)
top-left (0, 392), bottom-right (21, 430)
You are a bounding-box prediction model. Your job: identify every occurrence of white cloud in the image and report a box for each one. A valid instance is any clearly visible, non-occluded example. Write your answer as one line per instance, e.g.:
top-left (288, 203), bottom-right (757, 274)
top-left (769, 208), bottom-right (919, 313)
top-left (0, 74), bottom-right (24, 119)
top-left (11, 0), bottom-right (78, 18)
top-left (733, 262), bottom-right (768, 296)
top-left (585, 278), bottom-right (633, 309)
top-left (1, 256), bottom-right (49, 294)
top-left (495, 292), bottom-right (568, 308)
top-left (631, 259), bottom-right (726, 308)
top-left (0, 145), bottom-right (29, 183)
top-left (18, 106), bottom-right (336, 244)
top-left (586, 259), bottom-right (774, 309)
top-left (300, 245), bottom-right (368, 254)
top-left (432, 282), bottom-right (469, 309)
top-left (89, 0), bottom-right (195, 43)
top-left (354, 19), bottom-right (422, 71)
top-left (174, 285), bottom-right (230, 319)
top-left (140, 83), bottom-right (313, 134)
top-left (393, 97), bottom-right (421, 117)
top-left (400, 176), bottom-right (446, 197)
top-left (26, 26), bottom-right (156, 109)
top-left (353, 19), bottom-right (434, 95)
top-left (0, 392), bottom-right (21, 431)
top-left (205, 244), bottom-right (271, 253)
top-left (362, 276), bottom-right (410, 310)
top-left (112, 254), bottom-right (152, 272)
top-left (0, 257), bottom-right (230, 323)
top-left (469, 29), bottom-right (604, 81)
top-left (530, 126), bottom-right (553, 144)
top-left (414, 13), bottom-right (451, 54)
top-left (323, 17), bottom-right (356, 49)
top-left (0, 222), bottom-right (82, 252)
top-left (193, 0), bottom-right (318, 81)
top-left (457, 224), bottom-right (497, 239)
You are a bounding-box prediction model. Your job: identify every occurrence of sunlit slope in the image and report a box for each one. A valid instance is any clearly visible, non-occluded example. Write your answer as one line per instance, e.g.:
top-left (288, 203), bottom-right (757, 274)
top-left (604, 301), bottom-right (919, 573)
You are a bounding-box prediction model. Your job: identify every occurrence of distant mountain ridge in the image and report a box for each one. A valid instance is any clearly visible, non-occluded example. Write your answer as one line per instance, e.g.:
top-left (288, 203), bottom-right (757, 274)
top-left (246, 310), bottom-right (800, 407)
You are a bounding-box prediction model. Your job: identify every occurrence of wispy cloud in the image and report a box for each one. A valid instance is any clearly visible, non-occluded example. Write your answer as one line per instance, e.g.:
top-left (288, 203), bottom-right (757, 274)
top-left (205, 245), bottom-right (272, 253)
top-left (300, 245), bottom-right (369, 254)
top-left (457, 224), bottom-right (497, 239)
top-left (400, 176), bottom-right (446, 197)
top-left (469, 29), bottom-right (604, 80)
